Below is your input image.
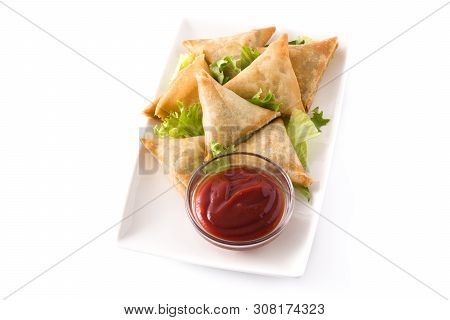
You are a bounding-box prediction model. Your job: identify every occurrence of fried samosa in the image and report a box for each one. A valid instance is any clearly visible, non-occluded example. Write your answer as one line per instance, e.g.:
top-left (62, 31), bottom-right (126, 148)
top-left (196, 70), bottom-right (280, 160)
top-left (225, 34), bottom-right (304, 116)
top-left (153, 54), bottom-right (209, 119)
top-left (183, 27), bottom-right (275, 64)
top-left (236, 119), bottom-right (312, 187)
top-left (143, 96), bottom-right (160, 118)
top-left (141, 135), bottom-right (205, 188)
top-left (286, 37), bottom-right (338, 111)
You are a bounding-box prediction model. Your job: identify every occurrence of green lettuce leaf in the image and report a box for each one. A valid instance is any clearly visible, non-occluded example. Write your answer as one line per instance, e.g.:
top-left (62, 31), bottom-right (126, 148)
top-left (287, 109), bottom-right (321, 147)
top-left (171, 53), bottom-right (195, 81)
top-left (288, 35), bottom-right (313, 45)
top-left (153, 101), bottom-right (204, 138)
top-left (310, 107), bottom-right (330, 132)
top-left (288, 39), bottom-right (305, 45)
top-left (240, 46), bottom-right (260, 70)
top-left (209, 56), bottom-right (240, 85)
top-left (287, 107), bottom-right (330, 201)
top-left (264, 35), bottom-right (313, 47)
top-left (295, 141), bottom-right (308, 169)
top-left (297, 186), bottom-right (311, 202)
top-left (204, 141), bottom-right (236, 174)
top-left (247, 89), bottom-right (281, 112)
top-left (211, 140), bottom-right (236, 157)
top-left (209, 46), bottom-right (261, 84)
top-left (286, 106), bottom-right (330, 201)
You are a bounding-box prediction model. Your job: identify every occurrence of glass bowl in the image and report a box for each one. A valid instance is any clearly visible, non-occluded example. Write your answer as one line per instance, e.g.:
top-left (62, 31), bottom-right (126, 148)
top-left (185, 152), bottom-right (294, 250)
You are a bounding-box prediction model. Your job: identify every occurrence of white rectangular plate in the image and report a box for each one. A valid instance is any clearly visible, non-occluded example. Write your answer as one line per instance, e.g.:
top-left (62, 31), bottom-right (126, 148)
top-left (118, 20), bottom-right (348, 277)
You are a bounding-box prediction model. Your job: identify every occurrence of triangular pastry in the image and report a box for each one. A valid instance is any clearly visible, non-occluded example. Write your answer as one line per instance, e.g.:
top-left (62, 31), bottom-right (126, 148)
top-left (183, 27), bottom-right (275, 64)
top-left (196, 70), bottom-right (280, 160)
top-left (285, 37), bottom-right (338, 110)
top-left (141, 135), bottom-right (205, 187)
top-left (225, 34), bottom-right (304, 116)
top-left (236, 119), bottom-right (312, 187)
top-left (154, 54), bottom-right (209, 119)
top-left (143, 96), bottom-right (160, 118)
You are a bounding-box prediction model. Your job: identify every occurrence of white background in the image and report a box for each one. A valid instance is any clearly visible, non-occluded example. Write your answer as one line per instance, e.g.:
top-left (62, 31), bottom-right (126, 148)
top-left (0, 0), bottom-right (449, 318)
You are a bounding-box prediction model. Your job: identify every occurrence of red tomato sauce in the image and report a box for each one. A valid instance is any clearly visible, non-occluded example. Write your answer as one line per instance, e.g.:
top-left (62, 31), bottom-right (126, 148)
top-left (194, 167), bottom-right (285, 242)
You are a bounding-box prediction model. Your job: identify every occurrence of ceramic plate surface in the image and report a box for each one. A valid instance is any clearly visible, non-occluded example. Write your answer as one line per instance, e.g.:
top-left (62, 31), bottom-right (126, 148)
top-left (118, 19), bottom-right (348, 277)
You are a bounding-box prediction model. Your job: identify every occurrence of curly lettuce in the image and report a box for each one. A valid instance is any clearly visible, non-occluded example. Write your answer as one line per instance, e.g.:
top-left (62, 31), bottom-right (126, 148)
top-left (288, 35), bottom-right (313, 45)
top-left (240, 46), bottom-right (260, 70)
top-left (203, 141), bottom-right (236, 173)
top-left (209, 46), bottom-right (261, 84)
top-left (310, 107), bottom-right (330, 132)
top-left (171, 53), bottom-right (196, 81)
top-left (153, 101), bottom-right (204, 138)
top-left (264, 35), bottom-right (313, 47)
top-left (287, 107), bottom-right (330, 201)
top-left (247, 89), bottom-right (281, 112)
top-left (211, 140), bottom-right (236, 157)
top-left (287, 109), bottom-right (321, 155)
top-left (209, 56), bottom-right (240, 85)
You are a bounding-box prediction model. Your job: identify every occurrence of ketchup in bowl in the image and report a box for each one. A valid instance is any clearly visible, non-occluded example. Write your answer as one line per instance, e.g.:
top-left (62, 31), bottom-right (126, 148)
top-left (194, 166), bottom-right (285, 242)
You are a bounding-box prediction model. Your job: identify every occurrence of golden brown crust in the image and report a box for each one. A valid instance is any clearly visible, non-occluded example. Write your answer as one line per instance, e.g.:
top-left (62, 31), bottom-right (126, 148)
top-left (141, 135), bottom-right (205, 187)
top-left (236, 119), bottom-right (312, 187)
top-left (225, 34), bottom-right (304, 116)
top-left (172, 176), bottom-right (187, 197)
top-left (286, 37), bottom-right (338, 111)
top-left (183, 27), bottom-right (276, 64)
top-left (140, 136), bottom-right (158, 155)
top-left (143, 96), bottom-right (160, 118)
top-left (154, 54), bottom-right (209, 119)
top-left (196, 70), bottom-right (280, 160)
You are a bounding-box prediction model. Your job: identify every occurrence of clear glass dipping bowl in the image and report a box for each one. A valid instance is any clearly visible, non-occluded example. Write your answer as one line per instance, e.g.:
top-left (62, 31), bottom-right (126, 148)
top-left (185, 152), bottom-right (294, 250)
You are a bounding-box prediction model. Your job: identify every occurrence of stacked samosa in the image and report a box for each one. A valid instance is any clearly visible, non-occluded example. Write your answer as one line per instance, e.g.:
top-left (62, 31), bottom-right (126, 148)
top-left (141, 27), bottom-right (337, 196)
top-left (144, 54), bottom-right (210, 119)
top-left (141, 135), bottom-right (205, 194)
top-left (183, 27), bottom-right (276, 64)
top-left (196, 70), bottom-right (280, 160)
top-left (224, 33), bottom-right (304, 115)
top-left (257, 36), bottom-right (338, 111)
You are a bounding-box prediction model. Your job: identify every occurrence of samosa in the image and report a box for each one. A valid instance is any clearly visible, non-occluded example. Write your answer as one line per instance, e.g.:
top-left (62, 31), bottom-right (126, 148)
top-left (225, 34), bottom-right (304, 116)
top-left (141, 135), bottom-right (205, 189)
top-left (196, 70), bottom-right (280, 160)
top-left (236, 119), bottom-right (312, 187)
top-left (286, 37), bottom-right (338, 110)
top-left (143, 96), bottom-right (160, 118)
top-left (151, 54), bottom-right (209, 119)
top-left (183, 27), bottom-right (275, 64)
